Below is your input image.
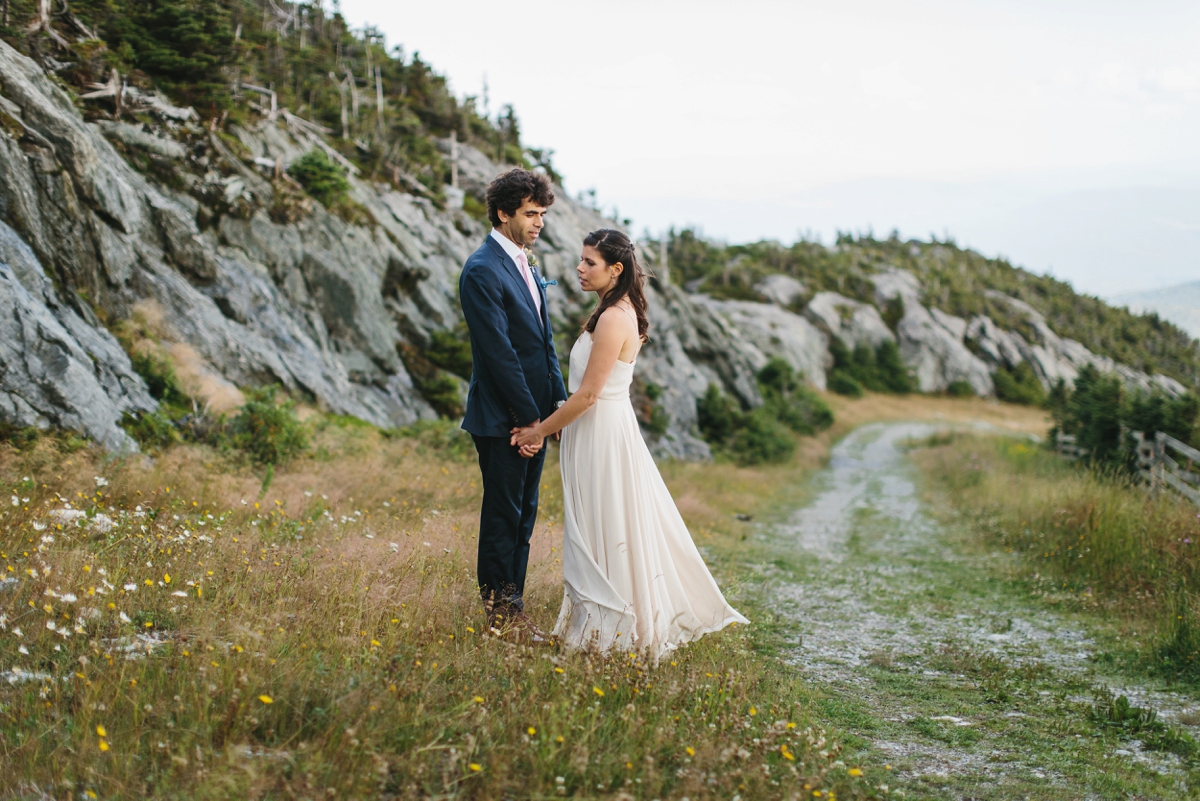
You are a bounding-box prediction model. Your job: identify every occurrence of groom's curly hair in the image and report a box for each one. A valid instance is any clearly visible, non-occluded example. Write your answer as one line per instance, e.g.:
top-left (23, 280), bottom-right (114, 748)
top-left (485, 168), bottom-right (555, 227)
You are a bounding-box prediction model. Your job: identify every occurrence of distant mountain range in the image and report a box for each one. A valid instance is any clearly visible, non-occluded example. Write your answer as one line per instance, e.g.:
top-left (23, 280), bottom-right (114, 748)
top-left (1111, 281), bottom-right (1200, 342)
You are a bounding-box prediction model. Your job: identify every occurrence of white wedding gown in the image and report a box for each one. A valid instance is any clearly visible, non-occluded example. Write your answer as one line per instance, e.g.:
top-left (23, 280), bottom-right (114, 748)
top-left (554, 328), bottom-right (749, 661)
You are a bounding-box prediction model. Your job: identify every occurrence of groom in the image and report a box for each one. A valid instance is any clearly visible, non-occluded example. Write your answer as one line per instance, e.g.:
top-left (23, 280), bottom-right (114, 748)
top-left (459, 168), bottom-right (567, 641)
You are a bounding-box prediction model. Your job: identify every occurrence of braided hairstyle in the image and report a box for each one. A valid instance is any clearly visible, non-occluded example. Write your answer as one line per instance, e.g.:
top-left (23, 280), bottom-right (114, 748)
top-left (582, 229), bottom-right (649, 343)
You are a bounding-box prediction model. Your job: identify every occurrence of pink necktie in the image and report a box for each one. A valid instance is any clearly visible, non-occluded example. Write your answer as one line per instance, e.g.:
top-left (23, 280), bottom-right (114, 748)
top-left (516, 250), bottom-right (541, 314)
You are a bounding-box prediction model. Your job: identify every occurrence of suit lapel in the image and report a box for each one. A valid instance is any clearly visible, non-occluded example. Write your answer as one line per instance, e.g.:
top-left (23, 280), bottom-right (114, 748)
top-left (485, 236), bottom-right (542, 327)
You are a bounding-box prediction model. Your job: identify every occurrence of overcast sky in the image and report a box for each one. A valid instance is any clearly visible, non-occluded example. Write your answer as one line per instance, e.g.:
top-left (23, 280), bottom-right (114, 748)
top-left (340, 0), bottom-right (1200, 297)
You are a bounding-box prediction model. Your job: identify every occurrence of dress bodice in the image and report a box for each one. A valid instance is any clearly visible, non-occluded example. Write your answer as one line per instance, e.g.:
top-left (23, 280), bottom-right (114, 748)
top-left (569, 332), bottom-right (635, 401)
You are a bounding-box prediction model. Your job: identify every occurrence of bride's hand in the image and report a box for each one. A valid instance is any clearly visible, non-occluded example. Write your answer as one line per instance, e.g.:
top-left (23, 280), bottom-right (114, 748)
top-left (510, 424), bottom-right (544, 455)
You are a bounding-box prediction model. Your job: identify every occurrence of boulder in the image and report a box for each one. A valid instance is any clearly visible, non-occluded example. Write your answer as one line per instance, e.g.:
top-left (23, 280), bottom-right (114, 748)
top-left (872, 268), bottom-right (993, 395)
top-left (694, 297), bottom-right (831, 390)
top-left (754, 274), bottom-right (805, 307)
top-left (804, 291), bottom-right (894, 350)
top-left (0, 260), bottom-right (151, 452)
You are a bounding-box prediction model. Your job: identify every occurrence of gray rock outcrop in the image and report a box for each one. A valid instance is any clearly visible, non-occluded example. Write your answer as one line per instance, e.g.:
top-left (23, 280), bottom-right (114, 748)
top-left (871, 268), bottom-right (993, 394)
top-left (804, 292), bottom-right (894, 351)
top-left (968, 291), bottom-right (1186, 395)
top-left (0, 37), bottom-right (1186, 459)
top-left (754, 274), bottom-right (806, 307)
top-left (693, 297), bottom-right (831, 390)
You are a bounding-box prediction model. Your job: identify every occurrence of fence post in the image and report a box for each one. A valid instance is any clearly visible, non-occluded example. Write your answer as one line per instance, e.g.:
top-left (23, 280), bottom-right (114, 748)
top-left (1153, 431), bottom-right (1168, 496)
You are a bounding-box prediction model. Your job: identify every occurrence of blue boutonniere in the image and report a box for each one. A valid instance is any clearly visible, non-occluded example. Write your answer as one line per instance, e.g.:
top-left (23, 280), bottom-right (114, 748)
top-left (538, 276), bottom-right (558, 288)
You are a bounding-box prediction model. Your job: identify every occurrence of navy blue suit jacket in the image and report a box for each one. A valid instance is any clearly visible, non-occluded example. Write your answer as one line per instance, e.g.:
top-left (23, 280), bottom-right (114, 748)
top-left (459, 235), bottom-right (567, 438)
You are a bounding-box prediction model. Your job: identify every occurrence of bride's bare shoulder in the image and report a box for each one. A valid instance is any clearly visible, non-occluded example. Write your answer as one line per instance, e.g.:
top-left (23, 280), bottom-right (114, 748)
top-left (598, 303), bottom-right (637, 325)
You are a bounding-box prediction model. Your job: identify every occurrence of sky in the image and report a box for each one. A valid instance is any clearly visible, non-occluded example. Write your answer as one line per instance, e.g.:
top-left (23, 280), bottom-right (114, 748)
top-left (338, 0), bottom-right (1200, 298)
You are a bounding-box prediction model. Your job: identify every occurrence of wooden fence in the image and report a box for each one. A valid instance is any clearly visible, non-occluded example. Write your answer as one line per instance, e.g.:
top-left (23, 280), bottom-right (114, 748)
top-left (1054, 432), bottom-right (1089, 461)
top-left (1130, 430), bottom-right (1200, 507)
top-left (1053, 430), bottom-right (1200, 507)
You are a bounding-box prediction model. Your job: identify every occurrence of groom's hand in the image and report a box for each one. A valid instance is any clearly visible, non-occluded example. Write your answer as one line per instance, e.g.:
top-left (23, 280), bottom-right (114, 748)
top-left (511, 421), bottom-right (544, 457)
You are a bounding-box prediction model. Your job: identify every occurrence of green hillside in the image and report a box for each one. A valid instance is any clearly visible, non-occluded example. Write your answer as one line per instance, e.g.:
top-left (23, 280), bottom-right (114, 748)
top-left (3, 0), bottom-right (1193, 390)
top-left (662, 229), bottom-right (1200, 388)
top-left (0, 0), bottom-right (551, 199)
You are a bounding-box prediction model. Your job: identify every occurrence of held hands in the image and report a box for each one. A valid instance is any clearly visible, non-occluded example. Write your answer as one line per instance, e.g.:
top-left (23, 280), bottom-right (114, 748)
top-left (511, 420), bottom-right (544, 458)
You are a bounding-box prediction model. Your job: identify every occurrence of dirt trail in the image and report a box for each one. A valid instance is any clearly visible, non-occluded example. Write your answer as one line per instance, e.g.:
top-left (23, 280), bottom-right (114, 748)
top-left (769, 422), bottom-right (1200, 799)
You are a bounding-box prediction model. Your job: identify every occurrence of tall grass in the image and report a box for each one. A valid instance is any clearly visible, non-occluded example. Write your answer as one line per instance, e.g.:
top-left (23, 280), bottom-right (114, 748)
top-left (914, 435), bottom-right (1200, 681)
top-left (0, 421), bottom-right (877, 799)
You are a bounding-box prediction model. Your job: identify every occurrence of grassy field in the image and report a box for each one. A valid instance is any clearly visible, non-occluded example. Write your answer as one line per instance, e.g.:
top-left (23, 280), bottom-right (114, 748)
top-left (0, 395), bottom-right (1047, 799)
top-left (912, 432), bottom-right (1200, 684)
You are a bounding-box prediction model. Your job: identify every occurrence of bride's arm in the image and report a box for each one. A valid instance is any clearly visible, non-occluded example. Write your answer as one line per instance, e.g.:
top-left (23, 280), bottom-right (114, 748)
top-left (512, 309), bottom-right (628, 447)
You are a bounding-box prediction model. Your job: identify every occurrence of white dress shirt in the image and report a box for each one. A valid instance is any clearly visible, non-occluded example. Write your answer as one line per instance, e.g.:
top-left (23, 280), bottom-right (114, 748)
top-left (490, 228), bottom-right (541, 315)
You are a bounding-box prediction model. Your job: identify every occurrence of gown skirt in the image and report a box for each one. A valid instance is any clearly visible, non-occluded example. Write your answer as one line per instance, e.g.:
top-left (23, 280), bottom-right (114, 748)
top-left (554, 331), bottom-right (749, 661)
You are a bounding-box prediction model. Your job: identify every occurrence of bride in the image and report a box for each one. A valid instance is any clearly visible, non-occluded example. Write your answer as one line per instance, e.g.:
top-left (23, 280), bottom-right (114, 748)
top-left (511, 229), bottom-right (748, 660)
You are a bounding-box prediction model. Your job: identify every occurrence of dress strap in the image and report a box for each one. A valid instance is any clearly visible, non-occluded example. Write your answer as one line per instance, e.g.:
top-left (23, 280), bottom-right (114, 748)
top-left (620, 304), bottom-right (638, 326)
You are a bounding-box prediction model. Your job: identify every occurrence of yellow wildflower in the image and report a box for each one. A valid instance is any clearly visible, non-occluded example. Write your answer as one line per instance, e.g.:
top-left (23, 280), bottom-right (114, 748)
top-left (848, 768), bottom-right (863, 777)
top-left (258, 695), bottom-right (273, 704)
top-left (469, 763), bottom-right (482, 772)
top-left (593, 687), bottom-right (605, 697)
top-left (96, 725), bottom-right (107, 737)
top-left (99, 740), bottom-right (109, 752)
top-left (685, 746), bottom-right (695, 756)
top-left (527, 727), bottom-right (536, 736)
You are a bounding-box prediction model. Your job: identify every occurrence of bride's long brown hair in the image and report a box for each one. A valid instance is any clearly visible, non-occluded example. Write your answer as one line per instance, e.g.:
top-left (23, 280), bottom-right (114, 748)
top-left (582, 229), bottom-right (649, 343)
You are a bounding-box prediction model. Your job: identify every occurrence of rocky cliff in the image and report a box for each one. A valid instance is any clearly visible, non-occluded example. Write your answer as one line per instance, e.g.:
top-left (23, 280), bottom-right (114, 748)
top-left (0, 39), bottom-right (1186, 459)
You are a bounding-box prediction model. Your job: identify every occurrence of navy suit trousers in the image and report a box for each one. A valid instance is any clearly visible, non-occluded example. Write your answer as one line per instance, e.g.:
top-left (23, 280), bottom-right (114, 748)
top-left (472, 434), bottom-right (546, 612)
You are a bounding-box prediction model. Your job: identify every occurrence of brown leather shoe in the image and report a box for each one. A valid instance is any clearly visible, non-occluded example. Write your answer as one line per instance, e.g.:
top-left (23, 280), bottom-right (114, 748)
top-left (512, 613), bottom-right (554, 647)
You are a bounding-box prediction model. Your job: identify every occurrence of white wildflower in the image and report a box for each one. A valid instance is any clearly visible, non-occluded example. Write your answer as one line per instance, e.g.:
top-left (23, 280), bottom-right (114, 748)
top-left (124, 583), bottom-right (137, 592)
top-left (90, 514), bottom-right (115, 534)
top-left (46, 620), bottom-right (57, 631)
top-left (18, 645), bottom-right (29, 655)
top-left (119, 612), bottom-right (131, 623)
top-left (60, 593), bottom-right (77, 604)
top-left (172, 591), bottom-right (188, 598)
top-left (31, 522), bottom-right (45, 531)
top-left (10, 496), bottom-right (17, 507)
top-left (94, 476), bottom-right (108, 487)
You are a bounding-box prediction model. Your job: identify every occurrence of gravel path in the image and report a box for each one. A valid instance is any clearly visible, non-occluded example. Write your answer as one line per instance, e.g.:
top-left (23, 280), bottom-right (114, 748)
top-left (768, 422), bottom-right (1199, 799)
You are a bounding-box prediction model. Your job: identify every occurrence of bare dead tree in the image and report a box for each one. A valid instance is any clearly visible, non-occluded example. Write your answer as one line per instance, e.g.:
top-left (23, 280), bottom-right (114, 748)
top-left (27, 0), bottom-right (70, 48)
top-left (374, 64), bottom-right (384, 136)
top-left (330, 70), bottom-right (350, 139)
top-left (80, 68), bottom-right (123, 119)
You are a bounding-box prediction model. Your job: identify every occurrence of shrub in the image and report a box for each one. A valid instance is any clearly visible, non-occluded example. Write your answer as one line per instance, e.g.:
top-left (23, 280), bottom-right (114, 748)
top-left (827, 371), bottom-right (864, 398)
top-left (875, 340), bottom-right (912, 393)
top-left (400, 344), bottom-right (466, 418)
top-left (415, 372), bottom-right (465, 419)
top-left (696, 384), bottom-right (741, 445)
top-left (427, 325), bottom-right (474, 381)
top-left (757, 358), bottom-right (833, 435)
top-left (730, 408), bottom-right (795, 465)
top-left (288, 150), bottom-right (350, 209)
top-left (0, 423), bottom-right (42, 450)
top-left (992, 362), bottom-right (1045, 406)
top-left (946, 380), bottom-right (974, 398)
top-left (1050, 363), bottom-right (1198, 468)
top-left (227, 387), bottom-right (308, 466)
top-left (632, 379), bottom-right (670, 437)
top-left (827, 338), bottom-right (910, 395)
top-left (696, 362), bottom-right (832, 464)
top-left (128, 349), bottom-right (191, 415)
top-left (122, 410), bottom-right (181, 454)
top-left (1125, 391), bottom-right (1199, 447)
